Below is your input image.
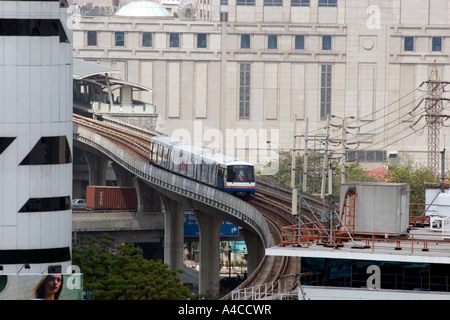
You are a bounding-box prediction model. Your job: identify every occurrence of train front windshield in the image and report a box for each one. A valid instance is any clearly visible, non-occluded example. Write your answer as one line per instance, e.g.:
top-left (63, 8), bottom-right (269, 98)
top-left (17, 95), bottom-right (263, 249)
top-left (227, 165), bottom-right (255, 183)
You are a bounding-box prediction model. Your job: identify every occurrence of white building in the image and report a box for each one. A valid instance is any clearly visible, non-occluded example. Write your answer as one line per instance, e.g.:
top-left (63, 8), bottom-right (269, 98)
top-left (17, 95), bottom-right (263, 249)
top-left (0, 0), bottom-right (73, 274)
top-left (73, 0), bottom-right (450, 172)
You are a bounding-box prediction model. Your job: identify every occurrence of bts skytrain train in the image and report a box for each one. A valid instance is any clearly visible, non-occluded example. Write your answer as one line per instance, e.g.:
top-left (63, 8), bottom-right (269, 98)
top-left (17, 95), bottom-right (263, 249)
top-left (149, 136), bottom-right (256, 197)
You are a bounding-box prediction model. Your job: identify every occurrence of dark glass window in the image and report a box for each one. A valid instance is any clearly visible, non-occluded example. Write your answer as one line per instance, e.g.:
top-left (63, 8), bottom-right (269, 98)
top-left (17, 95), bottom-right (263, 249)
top-left (264, 0), bottom-right (282, 6)
top-left (318, 0), bottom-right (337, 7)
top-left (0, 138), bottom-right (15, 155)
top-left (236, 0), bottom-right (255, 5)
top-left (115, 31), bottom-right (125, 46)
top-left (322, 35), bottom-right (332, 50)
top-left (346, 150), bottom-right (387, 162)
top-left (220, 0), bottom-right (228, 4)
top-left (197, 33), bottom-right (207, 48)
top-left (404, 36), bottom-right (414, 51)
top-left (87, 30), bottom-right (97, 46)
top-left (19, 196), bottom-right (71, 212)
top-left (142, 32), bottom-right (152, 47)
top-left (239, 63), bottom-right (251, 119)
top-left (227, 165), bottom-right (255, 182)
top-left (320, 64), bottom-right (332, 120)
top-left (0, 19), bottom-right (68, 43)
top-left (268, 35), bottom-right (278, 49)
top-left (295, 35), bottom-right (305, 50)
top-left (291, 0), bottom-right (309, 6)
top-left (220, 12), bottom-right (229, 21)
top-left (20, 136), bottom-right (72, 165)
top-left (432, 37), bottom-right (442, 52)
top-left (170, 33), bottom-right (180, 48)
top-left (240, 34), bottom-right (250, 49)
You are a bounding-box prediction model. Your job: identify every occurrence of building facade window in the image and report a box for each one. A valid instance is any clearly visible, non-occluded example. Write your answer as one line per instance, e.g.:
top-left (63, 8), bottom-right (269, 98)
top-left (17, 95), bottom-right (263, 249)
top-left (220, 12), bottom-right (228, 21)
top-left (19, 196), bottom-right (71, 213)
top-left (404, 36), bottom-right (414, 51)
top-left (432, 37), bottom-right (442, 52)
top-left (220, 0), bottom-right (228, 4)
top-left (20, 136), bottom-right (72, 165)
top-left (291, 0), bottom-right (310, 6)
top-left (346, 150), bottom-right (387, 163)
top-left (239, 63), bottom-right (251, 119)
top-left (268, 35), bottom-right (278, 49)
top-left (322, 35), bottom-right (332, 50)
top-left (295, 35), bottom-right (305, 49)
top-left (115, 31), bottom-right (124, 46)
top-left (0, 18), bottom-right (69, 43)
top-left (318, 0), bottom-right (337, 7)
top-left (0, 137), bottom-right (15, 155)
top-left (142, 32), bottom-right (152, 47)
top-left (240, 34), bottom-right (251, 49)
top-left (170, 33), bottom-right (180, 48)
top-left (236, 0), bottom-right (255, 5)
top-left (320, 64), bottom-right (332, 121)
top-left (197, 33), bottom-right (207, 48)
top-left (264, 0), bottom-right (282, 6)
top-left (87, 30), bottom-right (97, 46)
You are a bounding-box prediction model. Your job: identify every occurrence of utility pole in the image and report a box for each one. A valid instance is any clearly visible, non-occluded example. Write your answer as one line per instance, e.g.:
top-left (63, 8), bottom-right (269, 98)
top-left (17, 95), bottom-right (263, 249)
top-left (303, 118), bottom-right (309, 192)
top-left (321, 114), bottom-right (331, 202)
top-left (291, 119), bottom-right (298, 216)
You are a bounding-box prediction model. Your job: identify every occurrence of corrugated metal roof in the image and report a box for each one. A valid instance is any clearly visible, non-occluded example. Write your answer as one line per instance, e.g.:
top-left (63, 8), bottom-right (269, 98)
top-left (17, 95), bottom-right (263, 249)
top-left (73, 59), bottom-right (121, 80)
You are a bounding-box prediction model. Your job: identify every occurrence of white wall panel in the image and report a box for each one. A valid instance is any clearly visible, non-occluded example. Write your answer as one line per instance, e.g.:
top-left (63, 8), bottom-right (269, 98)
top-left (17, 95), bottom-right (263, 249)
top-left (17, 37), bottom-right (30, 66)
top-left (4, 66), bottom-right (18, 123)
top-left (30, 66), bottom-right (42, 123)
top-left (18, 66), bottom-right (31, 124)
top-left (42, 65), bottom-right (52, 122)
top-left (30, 37), bottom-right (42, 66)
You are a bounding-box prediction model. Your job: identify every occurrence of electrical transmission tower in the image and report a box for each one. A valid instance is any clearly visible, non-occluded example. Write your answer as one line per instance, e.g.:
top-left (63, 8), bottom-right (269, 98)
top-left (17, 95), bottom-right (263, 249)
top-left (426, 65), bottom-right (446, 173)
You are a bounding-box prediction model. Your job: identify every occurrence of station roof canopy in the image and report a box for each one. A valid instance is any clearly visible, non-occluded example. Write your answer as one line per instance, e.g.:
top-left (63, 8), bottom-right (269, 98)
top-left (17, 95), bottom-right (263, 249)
top-left (73, 59), bottom-right (151, 93)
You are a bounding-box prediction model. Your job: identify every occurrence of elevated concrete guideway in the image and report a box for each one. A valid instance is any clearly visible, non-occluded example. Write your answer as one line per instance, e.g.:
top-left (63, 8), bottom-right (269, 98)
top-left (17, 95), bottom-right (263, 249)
top-left (73, 120), bottom-right (271, 298)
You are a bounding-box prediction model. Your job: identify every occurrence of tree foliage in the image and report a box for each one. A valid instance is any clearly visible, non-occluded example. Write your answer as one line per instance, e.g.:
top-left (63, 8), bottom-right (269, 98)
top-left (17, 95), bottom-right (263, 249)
top-left (72, 234), bottom-right (193, 300)
top-left (386, 163), bottom-right (439, 208)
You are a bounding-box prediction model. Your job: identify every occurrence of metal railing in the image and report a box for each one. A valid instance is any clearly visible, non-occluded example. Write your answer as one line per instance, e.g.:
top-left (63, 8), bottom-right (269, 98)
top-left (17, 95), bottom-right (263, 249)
top-left (280, 223), bottom-right (450, 255)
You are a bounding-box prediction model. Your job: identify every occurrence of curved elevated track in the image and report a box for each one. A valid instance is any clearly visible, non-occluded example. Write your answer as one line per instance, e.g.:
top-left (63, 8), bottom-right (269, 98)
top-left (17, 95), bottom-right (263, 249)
top-left (73, 114), bottom-right (332, 299)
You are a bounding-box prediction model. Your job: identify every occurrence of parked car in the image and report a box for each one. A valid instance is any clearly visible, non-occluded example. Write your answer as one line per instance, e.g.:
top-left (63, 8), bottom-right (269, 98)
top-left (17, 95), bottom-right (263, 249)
top-left (72, 199), bottom-right (86, 208)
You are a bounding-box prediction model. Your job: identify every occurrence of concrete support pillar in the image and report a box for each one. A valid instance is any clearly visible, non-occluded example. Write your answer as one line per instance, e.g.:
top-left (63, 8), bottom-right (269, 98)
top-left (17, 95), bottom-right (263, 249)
top-left (241, 229), bottom-right (265, 276)
top-left (161, 196), bottom-right (185, 274)
top-left (133, 178), bottom-right (162, 212)
top-left (84, 152), bottom-right (108, 186)
top-left (111, 162), bottom-right (134, 187)
top-left (194, 211), bottom-right (223, 299)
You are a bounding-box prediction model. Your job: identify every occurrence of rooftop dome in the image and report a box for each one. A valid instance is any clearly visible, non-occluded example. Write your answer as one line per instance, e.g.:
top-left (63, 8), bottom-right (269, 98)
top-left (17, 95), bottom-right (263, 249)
top-left (115, 1), bottom-right (171, 17)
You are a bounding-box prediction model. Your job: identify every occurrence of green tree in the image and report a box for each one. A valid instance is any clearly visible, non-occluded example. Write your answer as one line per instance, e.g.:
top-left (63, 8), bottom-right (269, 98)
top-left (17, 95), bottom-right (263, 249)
top-left (386, 164), bottom-right (439, 211)
top-left (72, 235), bottom-right (193, 300)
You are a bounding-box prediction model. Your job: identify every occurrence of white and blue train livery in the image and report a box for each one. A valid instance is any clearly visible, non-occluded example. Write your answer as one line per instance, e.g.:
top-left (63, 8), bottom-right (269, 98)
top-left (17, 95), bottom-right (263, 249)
top-left (149, 136), bottom-right (256, 197)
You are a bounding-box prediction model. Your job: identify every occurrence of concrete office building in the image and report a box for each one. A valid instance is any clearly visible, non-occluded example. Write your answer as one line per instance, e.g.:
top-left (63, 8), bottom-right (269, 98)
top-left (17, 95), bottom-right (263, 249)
top-left (73, 0), bottom-right (450, 172)
top-left (0, 0), bottom-right (73, 274)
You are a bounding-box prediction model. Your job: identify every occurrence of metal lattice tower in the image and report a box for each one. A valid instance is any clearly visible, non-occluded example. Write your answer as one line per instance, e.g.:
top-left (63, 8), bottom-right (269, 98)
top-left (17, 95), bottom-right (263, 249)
top-left (426, 66), bottom-right (445, 173)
